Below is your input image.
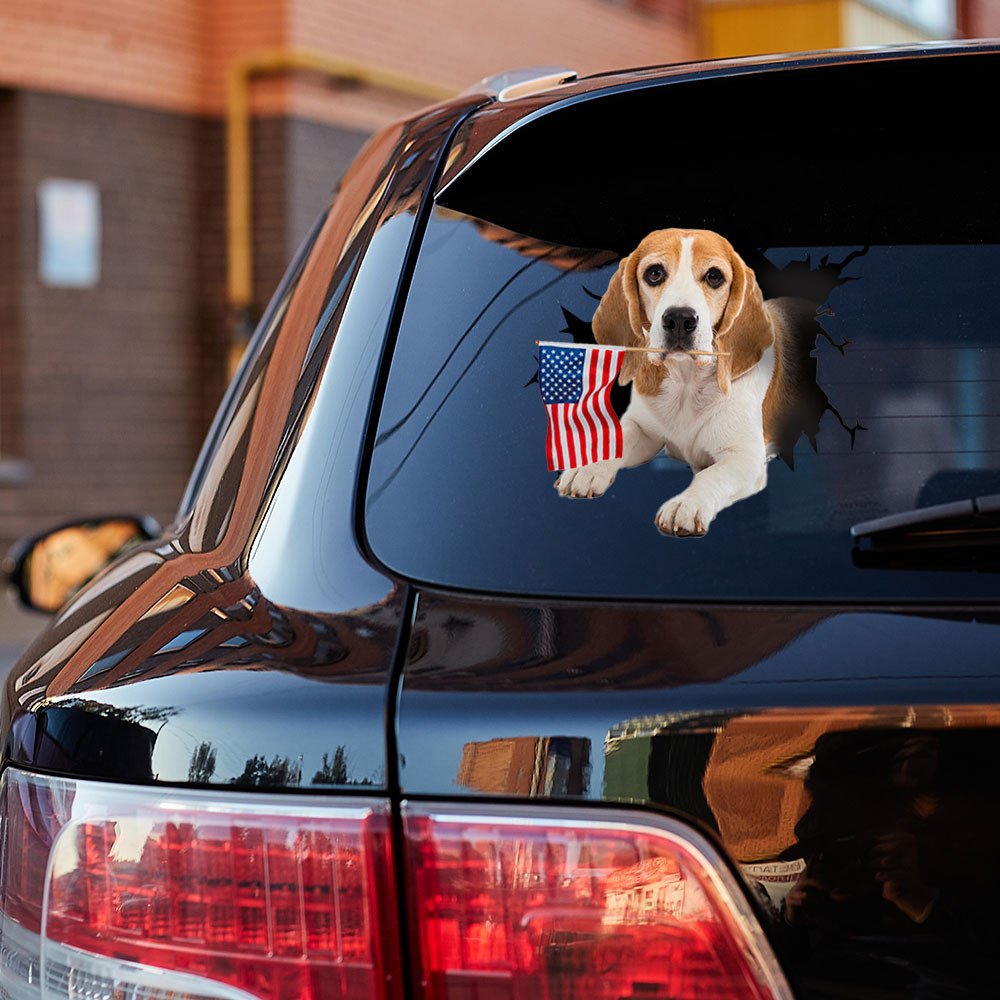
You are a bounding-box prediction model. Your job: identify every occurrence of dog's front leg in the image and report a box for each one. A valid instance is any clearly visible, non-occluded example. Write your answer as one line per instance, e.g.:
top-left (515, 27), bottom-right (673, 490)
top-left (556, 417), bottom-right (662, 499)
top-left (655, 444), bottom-right (767, 536)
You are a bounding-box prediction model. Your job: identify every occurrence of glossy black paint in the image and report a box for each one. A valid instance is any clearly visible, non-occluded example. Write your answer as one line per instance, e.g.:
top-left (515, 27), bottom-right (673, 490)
top-left (8, 582), bottom-right (398, 787)
top-left (398, 592), bottom-right (1000, 797)
top-left (399, 590), bottom-right (1000, 997)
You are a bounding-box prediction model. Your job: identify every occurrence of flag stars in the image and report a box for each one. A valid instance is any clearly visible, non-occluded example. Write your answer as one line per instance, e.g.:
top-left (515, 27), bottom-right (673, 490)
top-left (539, 346), bottom-right (587, 404)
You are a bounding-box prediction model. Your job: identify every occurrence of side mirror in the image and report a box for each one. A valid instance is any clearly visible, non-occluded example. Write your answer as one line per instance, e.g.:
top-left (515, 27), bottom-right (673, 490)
top-left (4, 515), bottom-right (161, 614)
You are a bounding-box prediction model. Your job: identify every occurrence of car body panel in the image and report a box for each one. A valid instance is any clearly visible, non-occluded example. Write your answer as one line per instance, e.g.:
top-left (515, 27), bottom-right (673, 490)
top-left (399, 591), bottom-right (1000, 804)
top-left (399, 590), bottom-right (1000, 997)
top-left (437, 40), bottom-right (1000, 201)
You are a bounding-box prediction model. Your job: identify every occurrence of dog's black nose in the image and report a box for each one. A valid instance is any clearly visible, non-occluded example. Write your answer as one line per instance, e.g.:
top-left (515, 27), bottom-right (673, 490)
top-left (662, 307), bottom-right (698, 336)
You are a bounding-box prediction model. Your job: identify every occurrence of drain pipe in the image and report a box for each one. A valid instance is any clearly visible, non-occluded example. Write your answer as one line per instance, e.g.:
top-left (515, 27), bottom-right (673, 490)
top-left (225, 50), bottom-right (455, 371)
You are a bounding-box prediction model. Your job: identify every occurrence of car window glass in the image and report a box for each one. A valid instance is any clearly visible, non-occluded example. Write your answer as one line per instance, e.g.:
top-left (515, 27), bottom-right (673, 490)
top-left (176, 213), bottom-right (326, 520)
top-left (365, 206), bottom-right (1000, 601)
top-left (249, 212), bottom-right (416, 611)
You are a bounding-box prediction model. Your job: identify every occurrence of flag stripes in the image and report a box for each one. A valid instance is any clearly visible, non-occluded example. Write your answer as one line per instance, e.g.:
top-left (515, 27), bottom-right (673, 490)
top-left (538, 344), bottom-right (624, 472)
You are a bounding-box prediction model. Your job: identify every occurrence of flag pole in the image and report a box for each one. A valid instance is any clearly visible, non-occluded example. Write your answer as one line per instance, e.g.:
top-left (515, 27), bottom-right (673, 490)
top-left (535, 340), bottom-right (729, 357)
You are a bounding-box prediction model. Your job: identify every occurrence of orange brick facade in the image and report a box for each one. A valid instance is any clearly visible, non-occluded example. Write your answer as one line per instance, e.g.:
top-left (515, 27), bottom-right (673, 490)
top-left (0, 0), bottom-right (694, 547)
top-left (0, 1), bottom-right (993, 547)
top-left (0, 0), bottom-right (695, 127)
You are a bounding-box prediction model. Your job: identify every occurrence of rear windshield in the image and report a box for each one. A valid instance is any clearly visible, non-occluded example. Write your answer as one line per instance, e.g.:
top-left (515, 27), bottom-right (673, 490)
top-left (364, 58), bottom-right (1000, 601)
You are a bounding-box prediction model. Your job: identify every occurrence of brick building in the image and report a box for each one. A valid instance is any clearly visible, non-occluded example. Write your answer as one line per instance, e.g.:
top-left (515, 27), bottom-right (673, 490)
top-left (0, 0), bottom-right (695, 545)
top-left (0, 0), bottom-right (990, 547)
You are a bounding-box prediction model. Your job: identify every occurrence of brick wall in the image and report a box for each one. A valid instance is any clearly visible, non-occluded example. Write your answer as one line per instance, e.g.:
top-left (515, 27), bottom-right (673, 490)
top-left (0, 88), bottom-right (373, 546)
top-left (959, 0), bottom-right (1000, 37)
top-left (0, 0), bottom-right (208, 113)
top-left (292, 0), bottom-right (691, 84)
top-left (0, 0), bottom-right (696, 547)
top-left (277, 0), bottom-right (695, 131)
top-left (0, 93), bottom-right (22, 464)
top-left (252, 117), bottom-right (369, 312)
top-left (0, 0), bottom-right (695, 131)
top-left (0, 92), bottom-right (206, 538)
top-left (193, 118), bottom-right (229, 431)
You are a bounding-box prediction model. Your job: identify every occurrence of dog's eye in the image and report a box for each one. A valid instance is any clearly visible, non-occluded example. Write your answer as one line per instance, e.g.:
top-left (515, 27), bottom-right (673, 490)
top-left (704, 267), bottom-right (725, 289)
top-left (643, 264), bottom-right (666, 286)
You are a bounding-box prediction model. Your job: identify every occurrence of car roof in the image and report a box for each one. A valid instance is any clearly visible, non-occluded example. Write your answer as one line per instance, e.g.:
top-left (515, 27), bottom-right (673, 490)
top-left (438, 38), bottom-right (1000, 195)
top-left (432, 38), bottom-right (1000, 250)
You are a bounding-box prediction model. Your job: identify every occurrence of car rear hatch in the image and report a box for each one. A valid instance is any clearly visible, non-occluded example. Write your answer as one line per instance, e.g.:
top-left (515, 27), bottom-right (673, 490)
top-left (362, 47), bottom-right (1000, 998)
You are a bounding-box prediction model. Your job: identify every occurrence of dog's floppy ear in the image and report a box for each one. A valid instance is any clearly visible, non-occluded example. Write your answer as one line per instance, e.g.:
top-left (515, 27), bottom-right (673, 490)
top-left (592, 252), bottom-right (647, 385)
top-left (714, 251), bottom-right (772, 395)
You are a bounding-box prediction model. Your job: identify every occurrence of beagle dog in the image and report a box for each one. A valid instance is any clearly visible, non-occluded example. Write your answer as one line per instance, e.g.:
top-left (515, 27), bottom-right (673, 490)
top-left (556, 228), bottom-right (800, 536)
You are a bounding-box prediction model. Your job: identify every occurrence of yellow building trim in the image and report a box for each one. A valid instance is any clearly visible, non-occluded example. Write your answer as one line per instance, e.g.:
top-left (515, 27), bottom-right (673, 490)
top-left (700, 0), bottom-right (936, 60)
top-left (702, 0), bottom-right (842, 59)
top-left (225, 50), bottom-right (455, 353)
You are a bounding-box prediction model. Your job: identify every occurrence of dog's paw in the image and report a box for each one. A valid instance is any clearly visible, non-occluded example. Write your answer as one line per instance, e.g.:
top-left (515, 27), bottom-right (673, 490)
top-left (555, 461), bottom-right (619, 498)
top-left (655, 493), bottom-right (716, 537)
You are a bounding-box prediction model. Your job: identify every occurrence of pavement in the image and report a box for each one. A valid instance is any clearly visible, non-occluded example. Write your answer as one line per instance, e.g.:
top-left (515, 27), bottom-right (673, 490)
top-left (0, 594), bottom-right (46, 680)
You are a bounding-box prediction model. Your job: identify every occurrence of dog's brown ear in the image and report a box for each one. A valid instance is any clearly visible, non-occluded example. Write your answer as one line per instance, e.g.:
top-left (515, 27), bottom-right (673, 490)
top-left (714, 252), bottom-right (772, 395)
top-left (593, 252), bottom-right (647, 385)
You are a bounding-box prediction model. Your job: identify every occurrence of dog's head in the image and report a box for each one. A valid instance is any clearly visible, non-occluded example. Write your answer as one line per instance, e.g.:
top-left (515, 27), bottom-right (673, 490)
top-left (592, 228), bottom-right (772, 394)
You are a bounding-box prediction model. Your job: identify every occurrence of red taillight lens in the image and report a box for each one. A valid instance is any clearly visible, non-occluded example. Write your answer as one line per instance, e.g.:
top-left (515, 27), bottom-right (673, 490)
top-left (403, 804), bottom-right (789, 1000)
top-left (0, 768), bottom-right (401, 999)
top-left (0, 769), bottom-right (787, 1000)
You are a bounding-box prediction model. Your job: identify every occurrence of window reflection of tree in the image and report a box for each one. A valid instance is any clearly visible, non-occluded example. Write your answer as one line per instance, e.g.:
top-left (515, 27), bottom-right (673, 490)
top-left (227, 745), bottom-right (377, 788)
top-left (187, 741), bottom-right (217, 783)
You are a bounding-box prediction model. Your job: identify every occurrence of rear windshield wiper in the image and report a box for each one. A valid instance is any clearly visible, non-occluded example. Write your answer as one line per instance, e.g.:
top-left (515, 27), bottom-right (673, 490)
top-left (851, 494), bottom-right (1000, 572)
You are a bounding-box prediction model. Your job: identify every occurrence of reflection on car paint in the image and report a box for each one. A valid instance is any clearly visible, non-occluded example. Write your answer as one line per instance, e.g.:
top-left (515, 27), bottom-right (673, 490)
top-left (400, 590), bottom-right (1000, 996)
top-left (8, 576), bottom-right (401, 787)
top-left (456, 735), bottom-right (591, 797)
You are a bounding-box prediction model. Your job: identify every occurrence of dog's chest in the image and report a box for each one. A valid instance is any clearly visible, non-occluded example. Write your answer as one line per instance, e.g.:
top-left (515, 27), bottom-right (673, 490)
top-left (656, 364), bottom-right (719, 422)
top-left (650, 365), bottom-right (723, 462)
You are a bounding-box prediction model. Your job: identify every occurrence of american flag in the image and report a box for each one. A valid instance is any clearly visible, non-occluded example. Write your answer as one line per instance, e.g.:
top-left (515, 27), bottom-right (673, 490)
top-left (538, 342), bottom-right (624, 472)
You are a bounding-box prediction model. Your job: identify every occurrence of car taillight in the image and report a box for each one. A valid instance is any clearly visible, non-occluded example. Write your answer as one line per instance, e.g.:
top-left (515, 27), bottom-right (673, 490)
top-left (403, 803), bottom-right (790, 1000)
top-left (0, 767), bottom-right (401, 1000)
top-left (0, 768), bottom-right (789, 1000)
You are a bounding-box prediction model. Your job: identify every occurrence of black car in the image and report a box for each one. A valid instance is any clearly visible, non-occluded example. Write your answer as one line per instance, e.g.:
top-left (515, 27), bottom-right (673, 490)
top-left (2, 42), bottom-right (999, 1000)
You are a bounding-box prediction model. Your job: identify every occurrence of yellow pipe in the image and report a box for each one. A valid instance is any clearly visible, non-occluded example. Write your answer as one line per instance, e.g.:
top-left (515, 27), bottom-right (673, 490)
top-left (226, 60), bottom-right (252, 319)
top-left (225, 50), bottom-right (456, 353)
